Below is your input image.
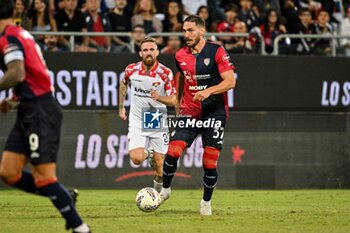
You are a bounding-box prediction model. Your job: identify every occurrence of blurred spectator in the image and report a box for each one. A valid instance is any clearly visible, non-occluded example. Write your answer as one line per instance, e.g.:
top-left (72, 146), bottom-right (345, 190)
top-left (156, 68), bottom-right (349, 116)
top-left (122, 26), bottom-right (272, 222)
top-left (84, 0), bottom-right (112, 52)
top-left (55, 0), bottom-right (89, 51)
top-left (258, 8), bottom-right (287, 53)
top-left (253, 0), bottom-right (281, 21)
top-left (43, 34), bottom-right (70, 51)
top-left (207, 0), bottom-right (226, 22)
top-left (332, 0), bottom-right (345, 24)
top-left (181, 0), bottom-right (207, 16)
top-left (227, 21), bottom-right (253, 53)
top-left (345, 0), bottom-right (350, 10)
top-left (317, 0), bottom-right (340, 25)
top-left (108, 0), bottom-right (132, 52)
top-left (54, 0), bottom-right (86, 12)
top-left (49, 0), bottom-right (55, 13)
top-left (160, 35), bottom-right (182, 53)
top-left (126, 24), bottom-right (146, 52)
top-left (291, 8), bottom-right (317, 54)
top-left (339, 5), bottom-right (350, 56)
top-left (282, 0), bottom-right (302, 32)
top-left (217, 4), bottom-right (239, 50)
top-left (126, 0), bottom-right (171, 15)
top-left (103, 0), bottom-right (116, 12)
top-left (299, 0), bottom-right (321, 19)
top-left (13, 0), bottom-right (31, 30)
top-left (29, 0), bottom-right (58, 48)
top-left (197, 5), bottom-right (216, 32)
top-left (131, 0), bottom-right (162, 34)
top-left (162, 0), bottom-right (183, 32)
top-left (237, 0), bottom-right (259, 30)
top-left (314, 10), bottom-right (334, 55)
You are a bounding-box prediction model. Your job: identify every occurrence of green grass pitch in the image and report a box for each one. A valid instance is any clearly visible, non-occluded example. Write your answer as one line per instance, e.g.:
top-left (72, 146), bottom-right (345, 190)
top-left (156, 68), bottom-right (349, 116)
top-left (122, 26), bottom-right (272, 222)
top-left (0, 189), bottom-right (349, 233)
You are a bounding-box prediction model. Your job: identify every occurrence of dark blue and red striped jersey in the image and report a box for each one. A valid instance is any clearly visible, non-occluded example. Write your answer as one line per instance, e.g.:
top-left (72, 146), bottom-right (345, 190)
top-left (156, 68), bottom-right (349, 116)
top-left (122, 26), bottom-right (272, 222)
top-left (175, 41), bottom-right (235, 119)
top-left (0, 25), bottom-right (51, 101)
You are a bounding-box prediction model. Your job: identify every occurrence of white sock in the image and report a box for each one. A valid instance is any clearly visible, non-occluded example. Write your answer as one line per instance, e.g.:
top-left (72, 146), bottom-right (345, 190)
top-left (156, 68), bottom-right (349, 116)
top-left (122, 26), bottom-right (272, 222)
top-left (162, 187), bottom-right (171, 194)
top-left (201, 199), bottom-right (210, 204)
top-left (73, 223), bottom-right (90, 233)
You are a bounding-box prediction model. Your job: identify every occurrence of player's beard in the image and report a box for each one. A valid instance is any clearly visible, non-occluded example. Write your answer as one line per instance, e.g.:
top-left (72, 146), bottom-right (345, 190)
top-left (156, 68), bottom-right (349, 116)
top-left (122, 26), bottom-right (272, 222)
top-left (186, 34), bottom-right (200, 48)
top-left (143, 55), bottom-right (155, 67)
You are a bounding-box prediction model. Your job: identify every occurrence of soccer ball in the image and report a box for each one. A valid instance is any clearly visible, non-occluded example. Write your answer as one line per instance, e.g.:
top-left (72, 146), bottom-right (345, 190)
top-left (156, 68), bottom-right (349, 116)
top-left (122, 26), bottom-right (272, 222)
top-left (135, 187), bottom-right (160, 212)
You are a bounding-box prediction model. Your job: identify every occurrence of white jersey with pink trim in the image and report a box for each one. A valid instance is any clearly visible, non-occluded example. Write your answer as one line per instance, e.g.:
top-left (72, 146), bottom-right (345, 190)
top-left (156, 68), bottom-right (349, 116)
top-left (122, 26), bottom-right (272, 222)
top-left (124, 61), bottom-right (176, 135)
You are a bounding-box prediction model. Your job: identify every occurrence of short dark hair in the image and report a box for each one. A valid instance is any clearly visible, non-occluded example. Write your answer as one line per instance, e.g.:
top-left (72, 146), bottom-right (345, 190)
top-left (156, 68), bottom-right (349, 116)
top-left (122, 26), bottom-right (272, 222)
top-left (0, 0), bottom-right (14, 20)
top-left (132, 24), bottom-right (145, 32)
top-left (140, 37), bottom-right (158, 47)
top-left (225, 3), bottom-right (238, 13)
top-left (299, 8), bottom-right (311, 16)
top-left (183, 15), bottom-right (205, 27)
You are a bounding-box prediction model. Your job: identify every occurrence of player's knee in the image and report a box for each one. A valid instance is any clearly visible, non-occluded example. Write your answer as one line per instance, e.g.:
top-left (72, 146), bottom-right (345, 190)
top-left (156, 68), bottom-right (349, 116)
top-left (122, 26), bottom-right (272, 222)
top-left (0, 169), bottom-right (21, 186)
top-left (128, 151), bottom-right (145, 165)
top-left (202, 147), bottom-right (220, 169)
top-left (167, 140), bottom-right (187, 158)
top-left (130, 156), bottom-right (143, 165)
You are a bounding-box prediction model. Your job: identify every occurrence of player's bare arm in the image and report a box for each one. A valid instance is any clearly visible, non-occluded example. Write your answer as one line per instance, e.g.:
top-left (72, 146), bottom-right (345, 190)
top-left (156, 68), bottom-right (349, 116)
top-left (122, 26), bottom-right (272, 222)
top-left (150, 91), bottom-right (177, 106)
top-left (0, 60), bottom-right (24, 113)
top-left (0, 60), bottom-right (25, 91)
top-left (118, 79), bottom-right (128, 120)
top-left (193, 70), bottom-right (235, 102)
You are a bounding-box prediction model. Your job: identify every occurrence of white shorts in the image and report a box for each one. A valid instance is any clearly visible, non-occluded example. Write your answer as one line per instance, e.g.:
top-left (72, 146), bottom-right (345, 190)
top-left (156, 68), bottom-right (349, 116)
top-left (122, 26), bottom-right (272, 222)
top-left (128, 130), bottom-right (169, 154)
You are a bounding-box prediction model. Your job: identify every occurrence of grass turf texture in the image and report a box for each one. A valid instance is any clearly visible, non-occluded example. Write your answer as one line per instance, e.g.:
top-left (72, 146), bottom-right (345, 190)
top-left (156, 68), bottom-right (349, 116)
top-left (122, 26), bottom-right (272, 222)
top-left (0, 189), bottom-right (349, 233)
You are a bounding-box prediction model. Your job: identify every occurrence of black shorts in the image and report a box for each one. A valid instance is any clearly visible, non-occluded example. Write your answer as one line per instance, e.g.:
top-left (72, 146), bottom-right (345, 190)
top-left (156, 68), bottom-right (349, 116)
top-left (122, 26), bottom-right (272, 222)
top-left (170, 117), bottom-right (226, 150)
top-left (4, 94), bottom-right (63, 165)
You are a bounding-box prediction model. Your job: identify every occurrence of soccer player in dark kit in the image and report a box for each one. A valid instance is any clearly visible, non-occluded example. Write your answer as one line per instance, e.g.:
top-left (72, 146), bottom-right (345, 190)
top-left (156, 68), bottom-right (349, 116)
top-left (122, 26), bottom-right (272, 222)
top-left (0, 0), bottom-right (91, 232)
top-left (157, 14), bottom-right (236, 215)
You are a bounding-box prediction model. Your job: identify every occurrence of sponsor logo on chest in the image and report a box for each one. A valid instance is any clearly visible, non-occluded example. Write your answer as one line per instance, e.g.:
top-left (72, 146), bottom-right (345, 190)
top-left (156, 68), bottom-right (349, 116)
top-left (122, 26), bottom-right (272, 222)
top-left (189, 85), bottom-right (207, 90)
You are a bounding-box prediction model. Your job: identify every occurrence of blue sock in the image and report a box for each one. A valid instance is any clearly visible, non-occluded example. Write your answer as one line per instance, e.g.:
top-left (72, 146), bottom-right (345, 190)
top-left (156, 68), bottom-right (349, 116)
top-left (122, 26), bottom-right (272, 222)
top-left (203, 168), bottom-right (218, 201)
top-left (13, 171), bottom-right (44, 196)
top-left (162, 155), bottom-right (179, 188)
top-left (38, 182), bottom-right (83, 228)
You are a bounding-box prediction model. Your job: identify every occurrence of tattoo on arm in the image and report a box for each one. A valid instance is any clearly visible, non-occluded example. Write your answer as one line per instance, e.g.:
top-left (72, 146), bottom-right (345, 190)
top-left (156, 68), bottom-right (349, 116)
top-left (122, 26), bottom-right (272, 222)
top-left (119, 80), bottom-right (128, 109)
top-left (0, 60), bottom-right (25, 91)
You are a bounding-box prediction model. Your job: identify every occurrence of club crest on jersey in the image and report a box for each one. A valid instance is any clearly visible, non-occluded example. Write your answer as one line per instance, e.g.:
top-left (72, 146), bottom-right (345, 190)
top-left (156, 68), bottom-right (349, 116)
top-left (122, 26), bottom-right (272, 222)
top-left (204, 58), bottom-right (210, 66)
top-left (152, 82), bottom-right (161, 87)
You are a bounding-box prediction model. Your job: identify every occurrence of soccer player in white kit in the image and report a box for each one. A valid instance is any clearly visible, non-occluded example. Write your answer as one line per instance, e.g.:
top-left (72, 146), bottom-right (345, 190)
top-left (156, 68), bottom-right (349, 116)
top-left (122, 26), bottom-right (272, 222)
top-left (119, 37), bottom-right (176, 192)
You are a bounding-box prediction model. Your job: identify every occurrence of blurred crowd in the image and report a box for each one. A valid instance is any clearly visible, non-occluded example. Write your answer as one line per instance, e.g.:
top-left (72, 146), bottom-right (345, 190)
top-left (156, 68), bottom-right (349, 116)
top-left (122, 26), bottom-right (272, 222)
top-left (13, 0), bottom-right (350, 56)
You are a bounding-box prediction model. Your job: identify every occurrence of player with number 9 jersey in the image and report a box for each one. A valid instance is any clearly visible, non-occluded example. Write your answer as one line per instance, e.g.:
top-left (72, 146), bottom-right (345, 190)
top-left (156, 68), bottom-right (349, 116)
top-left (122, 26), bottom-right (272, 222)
top-left (0, 1), bottom-right (91, 231)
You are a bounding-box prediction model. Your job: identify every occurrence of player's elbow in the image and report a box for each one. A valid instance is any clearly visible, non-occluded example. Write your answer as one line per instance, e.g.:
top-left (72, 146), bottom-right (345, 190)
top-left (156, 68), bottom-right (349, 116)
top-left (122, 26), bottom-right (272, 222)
top-left (17, 71), bottom-right (25, 83)
top-left (8, 61), bottom-right (25, 84)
